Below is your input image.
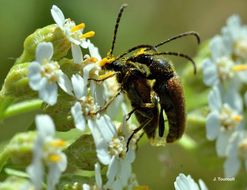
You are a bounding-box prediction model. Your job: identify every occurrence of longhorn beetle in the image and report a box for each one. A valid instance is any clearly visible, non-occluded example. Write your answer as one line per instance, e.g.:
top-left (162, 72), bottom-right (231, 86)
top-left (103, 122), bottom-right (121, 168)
top-left (94, 4), bottom-right (200, 147)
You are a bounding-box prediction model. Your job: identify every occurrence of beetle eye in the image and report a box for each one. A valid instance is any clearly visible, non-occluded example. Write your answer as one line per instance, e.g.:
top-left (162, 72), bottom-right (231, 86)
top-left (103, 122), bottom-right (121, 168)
top-left (137, 55), bottom-right (152, 64)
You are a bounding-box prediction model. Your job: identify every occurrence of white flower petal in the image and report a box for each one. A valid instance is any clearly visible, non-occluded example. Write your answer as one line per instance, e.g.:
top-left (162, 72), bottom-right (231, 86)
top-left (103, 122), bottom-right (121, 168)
top-left (57, 72), bottom-right (73, 95)
top-left (198, 179), bottom-right (208, 190)
top-left (96, 147), bottom-right (112, 165)
top-left (29, 61), bottom-right (42, 90)
top-left (83, 63), bottom-right (96, 82)
top-left (90, 81), bottom-right (105, 106)
top-left (82, 184), bottom-right (90, 190)
top-left (39, 80), bottom-right (58, 105)
top-left (224, 15), bottom-right (241, 42)
top-left (88, 42), bottom-right (102, 61)
top-left (206, 111), bottom-right (220, 140)
top-left (245, 159), bottom-right (247, 171)
top-left (81, 39), bottom-right (91, 49)
top-left (95, 163), bottom-right (102, 188)
top-left (88, 118), bottom-right (112, 165)
top-left (224, 87), bottom-right (243, 112)
top-left (119, 158), bottom-right (131, 186)
top-left (208, 86), bottom-right (222, 110)
top-left (210, 36), bottom-right (227, 59)
top-left (47, 163), bottom-right (61, 190)
top-left (174, 174), bottom-right (199, 190)
top-left (95, 115), bottom-right (116, 142)
top-left (35, 114), bottom-right (55, 137)
top-left (51, 5), bottom-right (65, 29)
top-left (68, 35), bottom-right (82, 46)
top-left (202, 59), bottom-right (218, 86)
top-left (71, 74), bottom-right (86, 99)
top-left (126, 149), bottom-right (136, 163)
top-left (106, 157), bottom-right (119, 185)
top-left (36, 42), bottom-right (54, 63)
top-left (216, 131), bottom-right (230, 157)
top-left (56, 153), bottom-right (67, 172)
top-left (237, 70), bottom-right (247, 83)
top-left (71, 43), bottom-right (83, 64)
top-left (26, 160), bottom-right (44, 190)
top-left (71, 102), bottom-right (86, 131)
top-left (226, 131), bottom-right (241, 157)
top-left (224, 156), bottom-right (241, 177)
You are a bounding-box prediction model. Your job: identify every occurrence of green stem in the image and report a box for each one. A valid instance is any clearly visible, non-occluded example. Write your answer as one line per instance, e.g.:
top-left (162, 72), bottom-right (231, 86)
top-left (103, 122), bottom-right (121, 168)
top-left (3, 99), bottom-right (42, 119)
top-left (0, 147), bottom-right (10, 172)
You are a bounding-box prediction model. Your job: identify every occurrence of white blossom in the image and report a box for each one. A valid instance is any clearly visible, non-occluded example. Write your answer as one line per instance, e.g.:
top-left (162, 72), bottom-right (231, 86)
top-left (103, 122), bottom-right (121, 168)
top-left (28, 42), bottom-right (72, 105)
top-left (206, 86), bottom-right (243, 156)
top-left (224, 130), bottom-right (247, 177)
top-left (174, 173), bottom-right (208, 190)
top-left (51, 5), bottom-right (95, 64)
top-left (27, 115), bottom-right (67, 190)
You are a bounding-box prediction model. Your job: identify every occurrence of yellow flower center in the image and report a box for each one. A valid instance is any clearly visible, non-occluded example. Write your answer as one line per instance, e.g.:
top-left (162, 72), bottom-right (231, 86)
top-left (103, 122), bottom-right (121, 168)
top-left (238, 138), bottom-right (247, 159)
top-left (220, 104), bottom-right (242, 130)
top-left (80, 31), bottom-right (95, 39)
top-left (232, 64), bottom-right (247, 72)
top-left (48, 153), bottom-right (61, 163)
top-left (50, 139), bottom-right (66, 148)
top-left (108, 136), bottom-right (127, 158)
top-left (234, 39), bottom-right (247, 60)
top-left (71, 23), bottom-right (85, 32)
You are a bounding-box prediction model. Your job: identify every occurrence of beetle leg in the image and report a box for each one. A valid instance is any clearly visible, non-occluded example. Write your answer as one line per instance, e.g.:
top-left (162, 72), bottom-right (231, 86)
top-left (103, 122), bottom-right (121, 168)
top-left (88, 71), bottom-right (116, 82)
top-left (159, 107), bottom-right (165, 137)
top-left (126, 109), bottom-right (154, 151)
top-left (90, 88), bottom-right (122, 115)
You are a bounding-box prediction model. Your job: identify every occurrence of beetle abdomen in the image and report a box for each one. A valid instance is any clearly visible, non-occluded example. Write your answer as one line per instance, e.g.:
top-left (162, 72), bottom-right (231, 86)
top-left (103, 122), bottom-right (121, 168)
top-left (165, 76), bottom-right (185, 142)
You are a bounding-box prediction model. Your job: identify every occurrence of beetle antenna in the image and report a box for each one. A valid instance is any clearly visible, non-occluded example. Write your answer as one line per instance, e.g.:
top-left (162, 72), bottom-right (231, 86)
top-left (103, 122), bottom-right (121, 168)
top-left (114, 32), bottom-right (200, 61)
top-left (115, 44), bottom-right (157, 61)
top-left (154, 31), bottom-right (200, 48)
top-left (108, 4), bottom-right (128, 56)
top-left (153, 52), bottom-right (197, 74)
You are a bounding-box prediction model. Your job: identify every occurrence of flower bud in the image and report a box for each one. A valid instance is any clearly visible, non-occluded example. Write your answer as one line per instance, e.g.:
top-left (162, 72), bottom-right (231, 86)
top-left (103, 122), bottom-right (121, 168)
top-left (17, 24), bottom-right (71, 63)
top-left (1, 63), bottom-right (35, 99)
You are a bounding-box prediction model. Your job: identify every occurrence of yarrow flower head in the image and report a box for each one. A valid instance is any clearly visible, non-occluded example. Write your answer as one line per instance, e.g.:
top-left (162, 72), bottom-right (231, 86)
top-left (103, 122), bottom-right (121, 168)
top-left (103, 115), bottom-right (137, 190)
top-left (28, 42), bottom-right (72, 105)
top-left (27, 114), bottom-right (67, 190)
top-left (82, 162), bottom-right (103, 190)
top-left (51, 5), bottom-right (95, 64)
top-left (224, 130), bottom-right (247, 177)
top-left (202, 14), bottom-right (247, 178)
top-left (174, 173), bottom-right (208, 190)
top-left (206, 86), bottom-right (243, 156)
top-left (202, 15), bottom-right (247, 89)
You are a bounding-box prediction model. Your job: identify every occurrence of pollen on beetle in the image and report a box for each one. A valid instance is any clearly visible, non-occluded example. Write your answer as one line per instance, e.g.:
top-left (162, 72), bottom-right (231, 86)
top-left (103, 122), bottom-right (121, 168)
top-left (134, 48), bottom-right (147, 56)
top-left (99, 57), bottom-right (115, 67)
top-left (80, 31), bottom-right (95, 39)
top-left (98, 71), bottom-right (115, 80)
top-left (70, 23), bottom-right (85, 32)
top-left (232, 64), bottom-right (247, 72)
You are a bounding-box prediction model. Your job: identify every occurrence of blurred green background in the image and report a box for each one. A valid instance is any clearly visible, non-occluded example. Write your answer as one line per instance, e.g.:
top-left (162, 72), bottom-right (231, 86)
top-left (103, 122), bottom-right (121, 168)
top-left (1, 0), bottom-right (247, 189)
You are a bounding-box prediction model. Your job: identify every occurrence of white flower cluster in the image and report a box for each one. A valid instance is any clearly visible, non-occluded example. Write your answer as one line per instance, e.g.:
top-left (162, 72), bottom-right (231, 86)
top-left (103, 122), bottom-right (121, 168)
top-left (174, 173), bottom-right (208, 190)
top-left (27, 5), bottom-right (138, 190)
top-left (27, 115), bottom-right (67, 190)
top-left (202, 15), bottom-right (247, 177)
